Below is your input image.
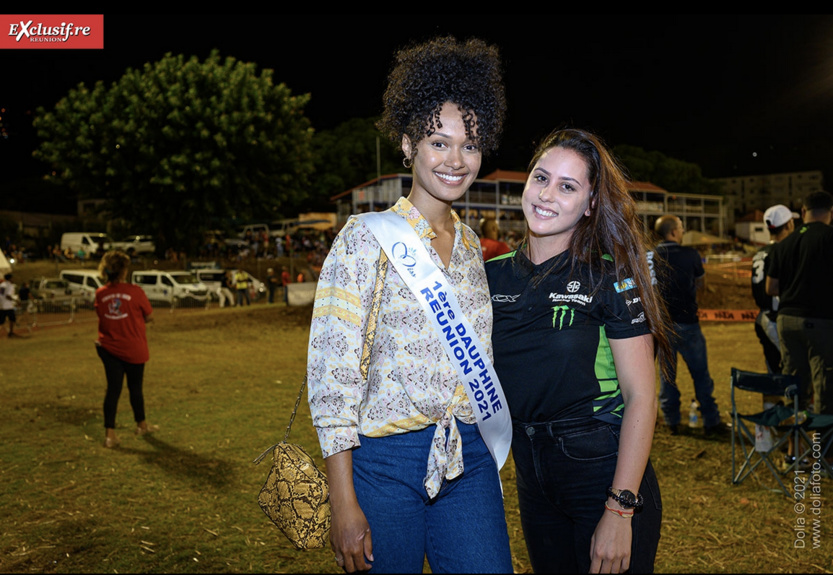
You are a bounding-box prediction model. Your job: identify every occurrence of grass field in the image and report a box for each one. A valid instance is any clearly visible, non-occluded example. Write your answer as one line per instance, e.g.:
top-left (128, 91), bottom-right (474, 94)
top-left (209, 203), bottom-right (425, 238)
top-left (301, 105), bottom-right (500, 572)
top-left (1, 266), bottom-right (831, 573)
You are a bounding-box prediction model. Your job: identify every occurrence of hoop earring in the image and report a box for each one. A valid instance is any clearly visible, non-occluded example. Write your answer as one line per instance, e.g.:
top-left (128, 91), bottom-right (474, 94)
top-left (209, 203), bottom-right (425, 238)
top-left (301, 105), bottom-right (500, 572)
top-left (403, 157), bottom-right (412, 169)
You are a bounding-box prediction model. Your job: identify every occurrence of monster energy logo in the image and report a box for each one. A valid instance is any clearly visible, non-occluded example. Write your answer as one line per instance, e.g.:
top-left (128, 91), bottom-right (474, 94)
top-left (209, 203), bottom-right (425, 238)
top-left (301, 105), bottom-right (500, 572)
top-left (552, 305), bottom-right (574, 330)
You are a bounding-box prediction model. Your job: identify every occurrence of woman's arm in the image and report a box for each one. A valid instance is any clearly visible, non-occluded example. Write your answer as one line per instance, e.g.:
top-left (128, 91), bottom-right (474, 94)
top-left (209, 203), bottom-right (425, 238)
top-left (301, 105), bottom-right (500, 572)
top-left (325, 450), bottom-right (374, 572)
top-left (589, 333), bottom-right (656, 574)
top-left (307, 219), bottom-right (377, 571)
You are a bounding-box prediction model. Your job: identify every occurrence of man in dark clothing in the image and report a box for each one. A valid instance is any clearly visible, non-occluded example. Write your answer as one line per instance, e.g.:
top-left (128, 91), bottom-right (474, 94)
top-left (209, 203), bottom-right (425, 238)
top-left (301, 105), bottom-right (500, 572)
top-left (266, 267), bottom-right (279, 304)
top-left (766, 191), bottom-right (833, 415)
top-left (751, 204), bottom-right (798, 374)
top-left (652, 215), bottom-right (726, 436)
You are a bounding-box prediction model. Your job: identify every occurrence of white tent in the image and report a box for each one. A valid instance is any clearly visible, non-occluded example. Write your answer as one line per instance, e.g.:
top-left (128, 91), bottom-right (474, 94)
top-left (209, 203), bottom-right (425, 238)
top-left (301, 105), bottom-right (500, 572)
top-left (0, 248), bottom-right (10, 275)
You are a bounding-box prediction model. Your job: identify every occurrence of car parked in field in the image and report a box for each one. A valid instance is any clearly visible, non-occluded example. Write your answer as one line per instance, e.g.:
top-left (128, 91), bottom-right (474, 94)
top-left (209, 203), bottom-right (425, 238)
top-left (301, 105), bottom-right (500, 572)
top-left (59, 269), bottom-right (105, 305)
top-left (131, 270), bottom-right (209, 306)
top-left (107, 235), bottom-right (156, 255)
top-left (29, 277), bottom-right (75, 311)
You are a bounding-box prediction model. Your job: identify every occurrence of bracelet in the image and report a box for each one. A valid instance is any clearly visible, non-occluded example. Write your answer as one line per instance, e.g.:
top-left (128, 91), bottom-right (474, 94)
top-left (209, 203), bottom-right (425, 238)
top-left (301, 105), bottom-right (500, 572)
top-left (604, 502), bottom-right (634, 518)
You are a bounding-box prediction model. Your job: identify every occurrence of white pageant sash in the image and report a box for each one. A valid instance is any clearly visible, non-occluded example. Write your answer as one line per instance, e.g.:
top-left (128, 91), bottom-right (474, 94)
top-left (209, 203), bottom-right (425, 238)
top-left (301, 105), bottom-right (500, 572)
top-left (361, 211), bottom-right (512, 471)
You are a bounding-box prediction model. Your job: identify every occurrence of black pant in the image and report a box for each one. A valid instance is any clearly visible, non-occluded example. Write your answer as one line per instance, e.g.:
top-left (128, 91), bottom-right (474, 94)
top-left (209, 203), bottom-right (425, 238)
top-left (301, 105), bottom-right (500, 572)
top-left (512, 418), bottom-right (662, 573)
top-left (97, 345), bottom-right (146, 429)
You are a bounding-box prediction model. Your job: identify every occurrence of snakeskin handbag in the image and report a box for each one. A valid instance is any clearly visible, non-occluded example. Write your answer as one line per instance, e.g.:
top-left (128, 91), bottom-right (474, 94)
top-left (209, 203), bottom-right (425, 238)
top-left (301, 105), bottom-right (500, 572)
top-left (254, 254), bottom-right (387, 550)
top-left (253, 376), bottom-right (331, 550)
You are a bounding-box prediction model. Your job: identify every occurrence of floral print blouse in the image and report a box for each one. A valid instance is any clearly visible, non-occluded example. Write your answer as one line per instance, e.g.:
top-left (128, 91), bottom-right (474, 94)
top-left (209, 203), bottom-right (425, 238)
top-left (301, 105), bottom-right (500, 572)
top-left (306, 196), bottom-right (493, 498)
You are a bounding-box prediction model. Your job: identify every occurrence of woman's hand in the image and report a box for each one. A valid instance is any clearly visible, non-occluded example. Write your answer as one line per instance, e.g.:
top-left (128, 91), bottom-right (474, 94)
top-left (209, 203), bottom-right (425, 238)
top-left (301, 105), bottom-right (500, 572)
top-left (330, 499), bottom-right (373, 572)
top-left (325, 449), bottom-right (373, 572)
top-left (589, 508), bottom-right (632, 573)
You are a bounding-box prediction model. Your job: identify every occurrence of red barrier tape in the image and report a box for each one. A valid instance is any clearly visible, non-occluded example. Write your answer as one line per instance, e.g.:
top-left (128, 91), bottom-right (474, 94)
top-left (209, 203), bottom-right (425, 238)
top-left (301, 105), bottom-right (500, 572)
top-left (697, 309), bottom-right (758, 322)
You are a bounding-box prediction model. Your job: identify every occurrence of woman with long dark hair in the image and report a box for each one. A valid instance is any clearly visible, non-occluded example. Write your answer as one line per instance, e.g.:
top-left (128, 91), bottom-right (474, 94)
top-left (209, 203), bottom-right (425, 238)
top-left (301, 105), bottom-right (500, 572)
top-left (486, 128), bottom-right (672, 573)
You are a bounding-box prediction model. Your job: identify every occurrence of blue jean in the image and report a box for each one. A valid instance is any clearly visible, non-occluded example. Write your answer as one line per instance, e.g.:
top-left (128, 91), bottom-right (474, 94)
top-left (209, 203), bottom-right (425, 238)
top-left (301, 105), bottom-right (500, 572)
top-left (659, 321), bottom-right (721, 427)
top-left (512, 418), bottom-right (662, 574)
top-left (351, 422), bottom-right (513, 574)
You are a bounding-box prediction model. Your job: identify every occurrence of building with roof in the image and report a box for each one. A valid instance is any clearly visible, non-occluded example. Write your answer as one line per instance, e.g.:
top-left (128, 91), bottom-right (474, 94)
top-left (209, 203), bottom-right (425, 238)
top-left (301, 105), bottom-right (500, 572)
top-left (713, 170), bottom-right (824, 223)
top-left (331, 170), bottom-right (726, 238)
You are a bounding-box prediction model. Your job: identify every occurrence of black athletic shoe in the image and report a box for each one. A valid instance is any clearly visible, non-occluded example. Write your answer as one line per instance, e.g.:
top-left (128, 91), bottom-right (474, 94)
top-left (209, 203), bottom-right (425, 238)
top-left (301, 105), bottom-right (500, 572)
top-left (704, 422), bottom-right (732, 437)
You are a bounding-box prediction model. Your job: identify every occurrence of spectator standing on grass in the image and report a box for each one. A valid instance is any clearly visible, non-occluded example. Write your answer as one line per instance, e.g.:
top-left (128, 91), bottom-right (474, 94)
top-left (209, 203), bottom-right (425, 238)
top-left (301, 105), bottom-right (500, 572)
top-left (18, 281), bottom-right (33, 315)
top-left (266, 267), bottom-right (279, 304)
top-left (280, 265), bottom-right (291, 304)
top-left (651, 215), bottom-right (728, 437)
top-left (94, 250), bottom-right (158, 449)
top-left (751, 204), bottom-right (798, 374)
top-left (218, 271), bottom-right (236, 308)
top-left (766, 190), bottom-right (833, 416)
top-left (235, 269), bottom-right (251, 306)
top-left (0, 272), bottom-right (20, 338)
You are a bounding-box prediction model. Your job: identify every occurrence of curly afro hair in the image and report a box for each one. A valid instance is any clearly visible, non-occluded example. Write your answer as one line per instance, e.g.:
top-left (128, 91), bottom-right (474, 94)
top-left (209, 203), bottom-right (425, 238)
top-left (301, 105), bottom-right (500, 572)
top-left (376, 35), bottom-right (506, 157)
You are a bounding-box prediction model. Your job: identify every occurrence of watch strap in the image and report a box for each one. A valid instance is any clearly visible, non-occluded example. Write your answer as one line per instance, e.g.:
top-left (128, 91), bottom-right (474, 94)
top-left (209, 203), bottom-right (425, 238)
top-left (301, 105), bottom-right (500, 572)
top-left (606, 486), bottom-right (644, 510)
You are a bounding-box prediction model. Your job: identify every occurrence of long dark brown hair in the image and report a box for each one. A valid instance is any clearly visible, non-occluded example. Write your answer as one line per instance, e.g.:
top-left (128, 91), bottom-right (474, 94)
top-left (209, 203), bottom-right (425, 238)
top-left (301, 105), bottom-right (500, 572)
top-left (524, 128), bottom-right (673, 371)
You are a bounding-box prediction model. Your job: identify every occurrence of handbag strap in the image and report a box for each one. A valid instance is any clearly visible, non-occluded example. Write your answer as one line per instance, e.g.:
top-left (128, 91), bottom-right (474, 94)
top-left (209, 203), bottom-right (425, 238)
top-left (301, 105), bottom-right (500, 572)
top-left (254, 251), bottom-right (388, 465)
top-left (360, 251), bottom-right (388, 380)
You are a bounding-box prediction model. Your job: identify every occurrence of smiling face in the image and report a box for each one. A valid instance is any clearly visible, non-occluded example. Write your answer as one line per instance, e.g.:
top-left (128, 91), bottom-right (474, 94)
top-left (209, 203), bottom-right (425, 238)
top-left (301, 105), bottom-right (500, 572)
top-left (523, 146), bottom-right (593, 262)
top-left (402, 102), bottom-right (482, 213)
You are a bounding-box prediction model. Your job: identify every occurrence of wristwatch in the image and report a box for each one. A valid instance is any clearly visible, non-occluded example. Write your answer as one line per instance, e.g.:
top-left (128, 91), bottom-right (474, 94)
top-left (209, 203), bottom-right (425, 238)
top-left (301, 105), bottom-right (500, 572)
top-left (606, 486), bottom-right (643, 511)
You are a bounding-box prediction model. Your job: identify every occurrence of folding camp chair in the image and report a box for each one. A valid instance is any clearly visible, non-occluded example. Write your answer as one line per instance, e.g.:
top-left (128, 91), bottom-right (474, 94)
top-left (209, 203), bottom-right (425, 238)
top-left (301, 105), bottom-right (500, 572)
top-left (787, 410), bottom-right (833, 478)
top-left (730, 368), bottom-right (803, 496)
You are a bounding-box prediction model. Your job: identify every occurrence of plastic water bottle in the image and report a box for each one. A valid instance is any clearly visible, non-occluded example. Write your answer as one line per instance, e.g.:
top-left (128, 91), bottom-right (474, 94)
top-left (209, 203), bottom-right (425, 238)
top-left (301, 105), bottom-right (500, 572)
top-left (688, 399), bottom-right (700, 428)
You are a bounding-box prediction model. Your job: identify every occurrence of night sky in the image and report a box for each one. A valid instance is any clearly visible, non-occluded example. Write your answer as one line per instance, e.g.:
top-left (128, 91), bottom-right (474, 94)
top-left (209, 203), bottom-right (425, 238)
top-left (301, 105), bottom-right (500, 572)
top-left (4, 14), bottom-right (833, 189)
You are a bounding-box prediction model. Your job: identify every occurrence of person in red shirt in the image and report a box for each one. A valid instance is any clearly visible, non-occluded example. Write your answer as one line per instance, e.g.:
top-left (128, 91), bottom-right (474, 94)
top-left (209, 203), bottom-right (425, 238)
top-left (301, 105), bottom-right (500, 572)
top-left (95, 250), bottom-right (157, 448)
top-left (281, 265), bottom-right (291, 304)
top-left (479, 217), bottom-right (511, 262)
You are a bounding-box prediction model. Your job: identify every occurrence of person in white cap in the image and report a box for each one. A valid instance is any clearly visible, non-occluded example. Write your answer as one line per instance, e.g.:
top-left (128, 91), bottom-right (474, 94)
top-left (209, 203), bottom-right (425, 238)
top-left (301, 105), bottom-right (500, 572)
top-left (751, 204), bottom-right (798, 374)
top-left (766, 191), bottom-right (833, 416)
top-left (750, 204), bottom-right (798, 460)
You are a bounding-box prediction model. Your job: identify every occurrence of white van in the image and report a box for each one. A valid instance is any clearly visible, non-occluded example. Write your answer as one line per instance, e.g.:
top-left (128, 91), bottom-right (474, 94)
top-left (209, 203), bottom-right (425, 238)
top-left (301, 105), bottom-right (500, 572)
top-left (131, 270), bottom-right (209, 306)
top-left (60, 232), bottom-right (114, 256)
top-left (59, 269), bottom-right (105, 304)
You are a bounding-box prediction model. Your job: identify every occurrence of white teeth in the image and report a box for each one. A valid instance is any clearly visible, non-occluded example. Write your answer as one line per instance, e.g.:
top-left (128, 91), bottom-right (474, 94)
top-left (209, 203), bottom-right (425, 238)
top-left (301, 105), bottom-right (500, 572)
top-left (436, 173), bottom-right (464, 182)
top-left (534, 206), bottom-right (556, 217)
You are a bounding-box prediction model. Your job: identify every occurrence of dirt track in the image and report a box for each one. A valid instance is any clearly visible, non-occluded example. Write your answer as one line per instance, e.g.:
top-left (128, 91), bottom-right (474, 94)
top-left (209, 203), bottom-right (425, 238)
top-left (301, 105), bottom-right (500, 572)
top-left (700, 260), bottom-right (755, 311)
